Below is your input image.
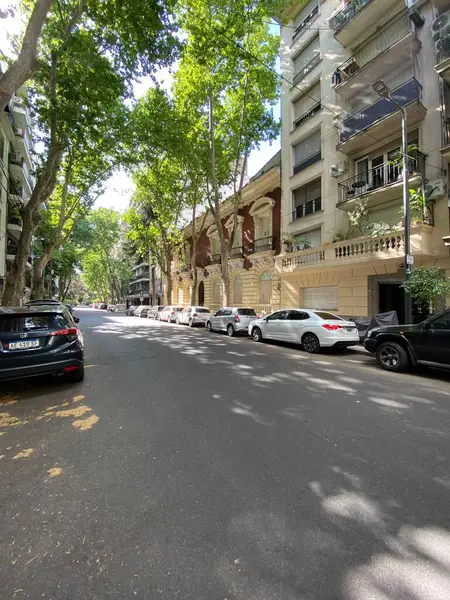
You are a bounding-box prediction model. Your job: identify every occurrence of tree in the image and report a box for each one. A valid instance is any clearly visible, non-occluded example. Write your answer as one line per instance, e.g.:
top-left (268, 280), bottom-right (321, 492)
top-left (173, 0), bottom-right (280, 305)
top-left (402, 267), bottom-right (450, 313)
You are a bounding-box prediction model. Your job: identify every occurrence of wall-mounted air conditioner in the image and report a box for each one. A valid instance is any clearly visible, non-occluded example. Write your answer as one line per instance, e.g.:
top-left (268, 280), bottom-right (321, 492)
top-left (329, 161), bottom-right (348, 177)
top-left (426, 178), bottom-right (447, 199)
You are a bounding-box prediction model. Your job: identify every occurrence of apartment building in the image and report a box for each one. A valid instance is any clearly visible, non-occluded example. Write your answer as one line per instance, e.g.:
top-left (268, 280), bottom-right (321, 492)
top-left (171, 152), bottom-right (282, 314)
top-left (127, 260), bottom-right (164, 307)
top-left (0, 76), bottom-right (34, 300)
top-left (279, 0), bottom-right (450, 321)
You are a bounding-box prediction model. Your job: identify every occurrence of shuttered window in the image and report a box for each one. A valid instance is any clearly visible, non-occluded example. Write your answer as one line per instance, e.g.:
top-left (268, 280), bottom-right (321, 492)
top-left (293, 0), bottom-right (318, 27)
top-left (293, 129), bottom-right (321, 166)
top-left (294, 82), bottom-right (321, 120)
top-left (293, 36), bottom-right (320, 76)
top-left (302, 286), bottom-right (338, 310)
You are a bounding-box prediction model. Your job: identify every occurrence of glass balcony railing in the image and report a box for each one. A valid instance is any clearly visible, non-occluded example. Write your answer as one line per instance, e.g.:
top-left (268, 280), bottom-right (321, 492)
top-left (339, 78), bottom-right (422, 144)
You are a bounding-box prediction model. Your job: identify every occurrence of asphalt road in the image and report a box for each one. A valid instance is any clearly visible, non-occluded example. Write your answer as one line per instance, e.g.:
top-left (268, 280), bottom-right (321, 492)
top-left (1, 309), bottom-right (450, 600)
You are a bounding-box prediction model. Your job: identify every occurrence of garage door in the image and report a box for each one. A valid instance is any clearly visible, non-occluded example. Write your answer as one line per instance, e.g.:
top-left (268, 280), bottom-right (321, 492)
top-left (302, 286), bottom-right (338, 310)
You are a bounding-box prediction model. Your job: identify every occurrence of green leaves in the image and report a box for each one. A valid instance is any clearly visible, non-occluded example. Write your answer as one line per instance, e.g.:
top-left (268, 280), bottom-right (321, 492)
top-left (402, 267), bottom-right (450, 308)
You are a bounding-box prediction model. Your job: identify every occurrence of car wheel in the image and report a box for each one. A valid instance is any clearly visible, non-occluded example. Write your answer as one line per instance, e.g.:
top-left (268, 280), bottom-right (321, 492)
top-left (376, 341), bottom-right (409, 372)
top-left (302, 333), bottom-right (320, 353)
top-left (252, 327), bottom-right (263, 342)
top-left (227, 324), bottom-right (235, 337)
top-left (65, 365), bottom-right (84, 383)
top-left (206, 321), bottom-right (213, 332)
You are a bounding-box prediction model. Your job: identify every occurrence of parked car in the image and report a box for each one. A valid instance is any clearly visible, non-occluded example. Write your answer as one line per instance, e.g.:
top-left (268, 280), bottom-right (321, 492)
top-left (206, 307), bottom-right (258, 336)
top-left (126, 305), bottom-right (137, 316)
top-left (0, 305), bottom-right (84, 382)
top-left (107, 304), bottom-right (115, 311)
top-left (147, 306), bottom-right (166, 320)
top-left (114, 304), bottom-right (126, 313)
top-left (177, 306), bottom-right (211, 327)
top-left (364, 308), bottom-right (450, 372)
top-left (99, 303), bottom-right (107, 310)
top-left (159, 306), bottom-right (184, 323)
top-left (134, 305), bottom-right (150, 318)
top-left (248, 309), bottom-right (360, 353)
top-left (25, 299), bottom-right (78, 321)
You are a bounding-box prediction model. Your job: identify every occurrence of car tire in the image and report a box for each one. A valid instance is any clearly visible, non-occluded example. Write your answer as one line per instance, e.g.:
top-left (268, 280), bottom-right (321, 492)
top-left (302, 333), bottom-right (320, 353)
top-left (227, 324), bottom-right (235, 337)
top-left (252, 327), bottom-right (263, 342)
top-left (65, 365), bottom-right (85, 383)
top-left (206, 321), bottom-right (213, 332)
top-left (376, 341), bottom-right (409, 372)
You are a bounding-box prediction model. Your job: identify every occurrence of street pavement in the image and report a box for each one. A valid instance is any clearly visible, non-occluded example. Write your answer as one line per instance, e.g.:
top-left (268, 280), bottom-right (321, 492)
top-left (1, 308), bottom-right (450, 599)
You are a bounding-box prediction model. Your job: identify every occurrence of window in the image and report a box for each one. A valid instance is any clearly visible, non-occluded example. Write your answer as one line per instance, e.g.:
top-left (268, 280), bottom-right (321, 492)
top-left (293, 82), bottom-right (321, 128)
top-left (267, 310), bottom-right (288, 321)
top-left (255, 214), bottom-right (271, 241)
top-left (288, 310), bottom-right (309, 320)
top-left (237, 308), bottom-right (257, 316)
top-left (195, 308), bottom-right (210, 313)
top-left (293, 177), bottom-right (321, 220)
top-left (211, 236), bottom-right (220, 256)
top-left (293, 35), bottom-right (320, 84)
top-left (233, 275), bottom-right (242, 305)
top-left (302, 287), bottom-right (338, 310)
top-left (259, 271), bottom-right (272, 304)
top-left (215, 309), bottom-right (224, 316)
top-left (315, 311), bottom-right (343, 320)
top-left (0, 313), bottom-right (68, 332)
top-left (293, 130), bottom-right (321, 175)
top-left (429, 312), bottom-right (450, 330)
top-left (292, 0), bottom-right (319, 42)
top-left (223, 308), bottom-right (232, 316)
top-left (212, 279), bottom-right (221, 304)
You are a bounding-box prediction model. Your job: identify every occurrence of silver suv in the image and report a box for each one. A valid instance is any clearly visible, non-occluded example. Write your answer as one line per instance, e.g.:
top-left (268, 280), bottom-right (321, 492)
top-left (206, 307), bottom-right (257, 337)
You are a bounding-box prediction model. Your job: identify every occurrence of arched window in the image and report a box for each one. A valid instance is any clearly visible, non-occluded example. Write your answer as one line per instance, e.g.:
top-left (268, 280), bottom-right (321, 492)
top-left (212, 279), bottom-right (221, 304)
top-left (233, 274), bottom-right (242, 305)
top-left (259, 271), bottom-right (272, 304)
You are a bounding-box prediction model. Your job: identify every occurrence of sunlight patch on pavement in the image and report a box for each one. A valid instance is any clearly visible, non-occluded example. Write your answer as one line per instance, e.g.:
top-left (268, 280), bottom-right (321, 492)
top-left (0, 394), bottom-right (19, 406)
top-left (47, 467), bottom-right (62, 477)
top-left (369, 397), bottom-right (409, 409)
top-left (0, 412), bottom-right (26, 427)
top-left (72, 414), bottom-right (99, 430)
top-left (55, 405), bottom-right (91, 418)
top-left (72, 395), bottom-right (85, 403)
top-left (12, 448), bottom-right (33, 459)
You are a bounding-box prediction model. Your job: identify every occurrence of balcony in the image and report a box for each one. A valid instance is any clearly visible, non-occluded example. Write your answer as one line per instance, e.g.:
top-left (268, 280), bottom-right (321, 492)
top-left (329, 0), bottom-right (404, 48)
top-left (441, 117), bottom-right (450, 163)
top-left (7, 215), bottom-right (23, 241)
top-left (292, 6), bottom-right (319, 45)
top-left (8, 180), bottom-right (26, 208)
top-left (9, 153), bottom-right (33, 195)
top-left (230, 246), bottom-right (243, 258)
top-left (293, 150), bottom-right (321, 175)
top-left (6, 245), bottom-right (32, 269)
top-left (293, 101), bottom-right (321, 131)
top-left (130, 271), bottom-right (150, 283)
top-left (292, 53), bottom-right (321, 87)
top-left (331, 15), bottom-right (419, 100)
top-left (11, 97), bottom-right (31, 130)
top-left (435, 48), bottom-right (450, 85)
top-left (276, 224), bottom-right (435, 274)
top-left (292, 197), bottom-right (322, 221)
top-left (337, 78), bottom-right (426, 154)
top-left (338, 152), bottom-right (425, 209)
top-left (210, 253), bottom-right (221, 264)
top-left (14, 127), bottom-right (33, 167)
top-left (250, 236), bottom-right (275, 254)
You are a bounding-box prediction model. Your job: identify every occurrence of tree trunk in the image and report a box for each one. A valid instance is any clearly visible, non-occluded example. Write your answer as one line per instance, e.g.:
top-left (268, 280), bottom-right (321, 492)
top-left (31, 245), bottom-right (54, 299)
top-left (191, 268), bottom-right (197, 305)
top-left (0, 0), bottom-right (53, 112)
top-left (220, 249), bottom-right (230, 307)
top-left (151, 265), bottom-right (156, 305)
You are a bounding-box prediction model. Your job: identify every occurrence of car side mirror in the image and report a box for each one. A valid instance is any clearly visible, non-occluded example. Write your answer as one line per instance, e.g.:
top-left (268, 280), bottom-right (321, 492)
top-left (74, 316), bottom-right (80, 324)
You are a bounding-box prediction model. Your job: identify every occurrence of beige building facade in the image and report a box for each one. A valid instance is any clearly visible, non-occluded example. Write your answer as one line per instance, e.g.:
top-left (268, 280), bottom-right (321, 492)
top-left (279, 0), bottom-right (450, 320)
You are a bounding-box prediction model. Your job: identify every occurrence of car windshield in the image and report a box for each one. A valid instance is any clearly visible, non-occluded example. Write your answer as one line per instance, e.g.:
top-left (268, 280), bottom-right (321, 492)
top-left (195, 308), bottom-right (210, 313)
top-left (0, 313), bottom-right (68, 332)
top-left (173, 307), bottom-right (183, 312)
top-left (237, 308), bottom-right (257, 316)
top-left (315, 311), bottom-right (344, 321)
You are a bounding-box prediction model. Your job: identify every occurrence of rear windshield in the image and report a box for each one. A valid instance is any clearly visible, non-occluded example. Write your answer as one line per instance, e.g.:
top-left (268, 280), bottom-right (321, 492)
top-left (237, 308), bottom-right (257, 316)
top-left (172, 307), bottom-right (183, 312)
top-left (195, 308), bottom-right (210, 313)
top-left (315, 311), bottom-right (344, 321)
top-left (0, 313), bottom-right (68, 333)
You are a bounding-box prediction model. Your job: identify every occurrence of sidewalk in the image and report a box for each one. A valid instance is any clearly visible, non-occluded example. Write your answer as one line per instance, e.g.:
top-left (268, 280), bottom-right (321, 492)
top-left (348, 344), bottom-right (370, 355)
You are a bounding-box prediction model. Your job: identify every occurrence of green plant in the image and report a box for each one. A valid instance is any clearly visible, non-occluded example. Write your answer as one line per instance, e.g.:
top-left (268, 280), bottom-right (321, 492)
top-left (402, 267), bottom-right (450, 312)
top-left (293, 235), bottom-right (311, 251)
top-left (347, 198), bottom-right (369, 236)
top-left (365, 222), bottom-right (392, 236)
top-left (331, 229), bottom-right (348, 242)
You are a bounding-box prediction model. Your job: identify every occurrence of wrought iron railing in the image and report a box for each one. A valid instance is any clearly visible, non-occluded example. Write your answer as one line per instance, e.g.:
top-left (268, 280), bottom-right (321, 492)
top-left (338, 152), bottom-right (426, 204)
top-left (292, 6), bottom-right (319, 44)
top-left (210, 253), bottom-right (221, 264)
top-left (339, 78), bottom-right (422, 144)
top-left (230, 246), bottom-right (243, 258)
top-left (293, 101), bottom-right (321, 131)
top-left (250, 236), bottom-right (275, 253)
top-left (293, 53), bottom-right (321, 86)
top-left (329, 0), bottom-right (374, 33)
top-left (292, 197), bottom-right (322, 221)
top-left (293, 150), bottom-right (321, 175)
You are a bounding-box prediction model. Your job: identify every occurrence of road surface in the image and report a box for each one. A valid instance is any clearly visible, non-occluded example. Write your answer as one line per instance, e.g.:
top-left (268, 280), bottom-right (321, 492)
top-left (1, 308), bottom-right (450, 599)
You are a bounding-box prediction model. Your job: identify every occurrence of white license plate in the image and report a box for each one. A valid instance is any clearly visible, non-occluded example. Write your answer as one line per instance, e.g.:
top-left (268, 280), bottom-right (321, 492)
top-left (344, 327), bottom-right (357, 333)
top-left (9, 339), bottom-right (39, 350)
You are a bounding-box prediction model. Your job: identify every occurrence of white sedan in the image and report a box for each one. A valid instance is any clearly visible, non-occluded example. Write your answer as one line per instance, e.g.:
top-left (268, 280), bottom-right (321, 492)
top-left (176, 306), bottom-right (211, 326)
top-left (248, 309), bottom-right (360, 353)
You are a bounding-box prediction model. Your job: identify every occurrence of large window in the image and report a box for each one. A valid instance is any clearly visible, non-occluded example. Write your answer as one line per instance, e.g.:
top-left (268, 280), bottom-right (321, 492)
top-left (250, 197), bottom-right (275, 252)
top-left (292, 177), bottom-right (321, 220)
top-left (233, 275), bottom-right (242, 304)
top-left (293, 82), bottom-right (321, 129)
top-left (292, 35), bottom-right (320, 85)
top-left (259, 271), bottom-right (272, 304)
top-left (293, 130), bottom-right (321, 175)
top-left (292, 0), bottom-right (319, 43)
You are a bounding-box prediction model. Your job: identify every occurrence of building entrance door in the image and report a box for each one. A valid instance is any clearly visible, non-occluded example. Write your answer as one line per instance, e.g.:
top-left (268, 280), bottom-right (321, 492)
top-left (379, 283), bottom-right (404, 323)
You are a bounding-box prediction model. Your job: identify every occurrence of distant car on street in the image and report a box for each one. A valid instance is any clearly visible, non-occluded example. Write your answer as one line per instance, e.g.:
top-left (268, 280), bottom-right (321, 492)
top-left (114, 304), bottom-right (126, 313)
top-left (134, 305), bottom-right (150, 318)
top-left (248, 309), bottom-right (360, 353)
top-left (0, 305), bottom-right (84, 383)
top-left (159, 306), bottom-right (183, 323)
top-left (177, 306), bottom-right (211, 327)
top-left (364, 308), bottom-right (450, 372)
top-left (206, 307), bottom-right (257, 336)
top-left (126, 306), bottom-right (137, 316)
top-left (147, 306), bottom-right (166, 320)
top-left (107, 304), bottom-right (115, 311)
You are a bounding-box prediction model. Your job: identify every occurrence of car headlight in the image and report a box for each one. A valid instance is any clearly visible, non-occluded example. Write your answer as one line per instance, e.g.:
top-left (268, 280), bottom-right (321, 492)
top-left (366, 329), bottom-right (373, 338)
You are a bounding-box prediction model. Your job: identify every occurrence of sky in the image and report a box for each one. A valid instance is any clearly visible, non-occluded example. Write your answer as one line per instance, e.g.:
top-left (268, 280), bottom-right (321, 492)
top-left (1, 6), bottom-right (281, 213)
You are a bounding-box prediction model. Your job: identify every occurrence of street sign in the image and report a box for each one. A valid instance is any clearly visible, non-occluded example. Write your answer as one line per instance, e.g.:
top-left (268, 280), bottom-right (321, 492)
top-left (406, 255), bottom-right (414, 265)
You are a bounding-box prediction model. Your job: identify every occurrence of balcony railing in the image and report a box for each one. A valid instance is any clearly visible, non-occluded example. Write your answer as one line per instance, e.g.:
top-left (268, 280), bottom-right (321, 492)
top-left (293, 53), bottom-right (321, 86)
top-left (437, 47), bottom-right (450, 65)
top-left (130, 271), bottom-right (150, 282)
top-left (292, 197), bottom-right (322, 221)
top-left (210, 253), bottom-right (221, 264)
top-left (293, 101), bottom-right (321, 131)
top-left (293, 150), bottom-right (321, 175)
top-left (329, 0), bottom-right (373, 33)
top-left (332, 15), bottom-right (412, 87)
top-left (292, 6), bottom-right (319, 44)
top-left (339, 78), bottom-right (422, 144)
top-left (250, 236), bottom-right (275, 253)
top-left (230, 246), bottom-right (243, 258)
top-left (338, 152), bottom-right (426, 204)
top-left (281, 247), bottom-right (325, 269)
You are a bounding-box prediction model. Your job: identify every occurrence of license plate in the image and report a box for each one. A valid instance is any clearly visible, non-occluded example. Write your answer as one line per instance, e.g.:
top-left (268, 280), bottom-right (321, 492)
top-left (8, 339), bottom-right (39, 350)
top-left (344, 327), bottom-right (357, 333)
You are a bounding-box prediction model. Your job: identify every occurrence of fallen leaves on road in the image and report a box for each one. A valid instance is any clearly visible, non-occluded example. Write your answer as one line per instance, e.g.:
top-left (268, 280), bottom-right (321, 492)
top-left (0, 413), bottom-right (25, 428)
top-left (72, 395), bottom-right (85, 403)
top-left (55, 406), bottom-right (91, 418)
top-left (47, 467), bottom-right (62, 477)
top-left (47, 402), bottom-right (69, 410)
top-left (12, 448), bottom-right (33, 459)
top-left (72, 414), bottom-right (99, 430)
top-left (0, 394), bottom-right (19, 406)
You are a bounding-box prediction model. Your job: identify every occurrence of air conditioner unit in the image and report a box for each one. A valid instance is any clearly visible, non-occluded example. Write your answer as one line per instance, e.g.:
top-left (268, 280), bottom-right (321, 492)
top-left (432, 10), bottom-right (450, 43)
top-left (436, 33), bottom-right (450, 56)
top-left (426, 178), bottom-right (447, 199)
top-left (329, 161), bottom-right (348, 177)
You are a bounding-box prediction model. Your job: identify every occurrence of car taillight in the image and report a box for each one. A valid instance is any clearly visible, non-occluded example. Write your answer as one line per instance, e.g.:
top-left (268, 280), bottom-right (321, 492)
top-left (322, 324), bottom-right (343, 331)
top-left (50, 327), bottom-right (79, 339)
top-left (234, 315), bottom-right (240, 323)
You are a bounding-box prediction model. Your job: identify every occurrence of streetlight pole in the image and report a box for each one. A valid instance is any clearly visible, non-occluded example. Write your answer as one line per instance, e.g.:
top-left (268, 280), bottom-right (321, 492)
top-left (373, 80), bottom-right (412, 323)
